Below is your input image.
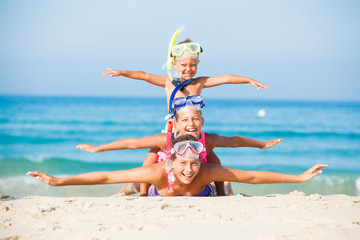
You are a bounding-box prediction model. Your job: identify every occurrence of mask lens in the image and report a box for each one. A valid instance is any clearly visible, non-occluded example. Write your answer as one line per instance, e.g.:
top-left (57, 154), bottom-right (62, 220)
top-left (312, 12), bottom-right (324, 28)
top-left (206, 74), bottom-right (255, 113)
top-left (189, 142), bottom-right (203, 154)
top-left (171, 45), bottom-right (185, 56)
top-left (173, 97), bottom-right (187, 108)
top-left (188, 96), bottom-right (203, 104)
top-left (187, 43), bottom-right (200, 53)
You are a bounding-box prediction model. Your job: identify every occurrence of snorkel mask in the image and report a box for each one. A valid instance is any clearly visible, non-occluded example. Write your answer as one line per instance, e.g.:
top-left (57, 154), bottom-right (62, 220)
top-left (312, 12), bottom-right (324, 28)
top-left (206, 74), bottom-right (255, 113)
top-left (171, 140), bottom-right (204, 160)
top-left (165, 95), bottom-right (205, 120)
top-left (166, 26), bottom-right (203, 82)
top-left (170, 42), bottom-right (203, 62)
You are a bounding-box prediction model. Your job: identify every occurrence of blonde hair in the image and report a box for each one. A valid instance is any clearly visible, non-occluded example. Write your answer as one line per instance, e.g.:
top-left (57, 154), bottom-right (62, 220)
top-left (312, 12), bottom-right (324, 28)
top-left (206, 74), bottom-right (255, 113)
top-left (174, 105), bottom-right (202, 122)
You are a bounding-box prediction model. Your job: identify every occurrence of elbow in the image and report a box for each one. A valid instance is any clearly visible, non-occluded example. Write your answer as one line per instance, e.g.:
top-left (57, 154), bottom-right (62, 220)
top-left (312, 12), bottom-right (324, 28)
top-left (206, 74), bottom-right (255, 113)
top-left (232, 136), bottom-right (245, 147)
top-left (244, 175), bottom-right (258, 184)
top-left (223, 74), bottom-right (233, 83)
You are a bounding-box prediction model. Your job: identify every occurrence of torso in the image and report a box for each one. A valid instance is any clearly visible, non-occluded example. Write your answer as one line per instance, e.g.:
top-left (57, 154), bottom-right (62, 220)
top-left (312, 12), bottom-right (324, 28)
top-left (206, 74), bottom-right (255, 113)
top-left (164, 78), bottom-right (204, 109)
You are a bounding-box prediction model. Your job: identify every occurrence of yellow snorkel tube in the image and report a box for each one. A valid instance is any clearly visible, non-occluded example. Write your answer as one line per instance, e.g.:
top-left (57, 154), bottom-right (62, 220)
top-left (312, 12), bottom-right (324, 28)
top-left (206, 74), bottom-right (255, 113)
top-left (167, 25), bottom-right (185, 82)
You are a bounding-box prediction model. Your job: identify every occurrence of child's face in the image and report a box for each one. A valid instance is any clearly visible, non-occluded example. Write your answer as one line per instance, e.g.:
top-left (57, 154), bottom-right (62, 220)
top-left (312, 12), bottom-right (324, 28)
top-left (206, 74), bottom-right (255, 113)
top-left (172, 157), bottom-right (201, 184)
top-left (174, 107), bottom-right (204, 139)
top-left (173, 58), bottom-right (199, 81)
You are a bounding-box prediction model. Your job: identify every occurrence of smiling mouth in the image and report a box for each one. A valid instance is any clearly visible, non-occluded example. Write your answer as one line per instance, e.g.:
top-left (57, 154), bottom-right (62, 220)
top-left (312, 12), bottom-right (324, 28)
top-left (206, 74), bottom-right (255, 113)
top-left (183, 73), bottom-right (192, 77)
top-left (186, 129), bottom-right (197, 134)
top-left (182, 173), bottom-right (193, 180)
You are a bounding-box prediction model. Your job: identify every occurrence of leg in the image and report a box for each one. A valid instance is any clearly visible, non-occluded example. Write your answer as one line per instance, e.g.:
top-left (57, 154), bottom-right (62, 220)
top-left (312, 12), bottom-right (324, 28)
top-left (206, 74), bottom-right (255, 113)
top-left (224, 181), bottom-right (234, 196)
top-left (114, 183), bottom-right (140, 196)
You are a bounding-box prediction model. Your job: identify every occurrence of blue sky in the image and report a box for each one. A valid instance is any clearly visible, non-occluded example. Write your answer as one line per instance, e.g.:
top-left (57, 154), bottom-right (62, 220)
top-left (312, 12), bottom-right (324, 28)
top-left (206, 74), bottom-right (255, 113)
top-left (0, 0), bottom-right (359, 101)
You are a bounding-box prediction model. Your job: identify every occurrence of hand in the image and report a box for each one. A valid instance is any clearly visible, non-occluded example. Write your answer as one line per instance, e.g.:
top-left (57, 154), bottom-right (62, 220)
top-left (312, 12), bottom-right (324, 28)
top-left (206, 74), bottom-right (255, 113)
top-left (102, 68), bottom-right (122, 77)
top-left (262, 139), bottom-right (283, 149)
top-left (76, 144), bottom-right (99, 153)
top-left (26, 171), bottom-right (60, 186)
top-left (249, 79), bottom-right (269, 90)
top-left (298, 164), bottom-right (329, 182)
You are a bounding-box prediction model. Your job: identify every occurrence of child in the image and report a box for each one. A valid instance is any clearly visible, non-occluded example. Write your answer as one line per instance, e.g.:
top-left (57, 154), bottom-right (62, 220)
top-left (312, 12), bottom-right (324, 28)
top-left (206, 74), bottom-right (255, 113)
top-left (103, 38), bottom-right (269, 108)
top-left (29, 135), bottom-right (328, 197)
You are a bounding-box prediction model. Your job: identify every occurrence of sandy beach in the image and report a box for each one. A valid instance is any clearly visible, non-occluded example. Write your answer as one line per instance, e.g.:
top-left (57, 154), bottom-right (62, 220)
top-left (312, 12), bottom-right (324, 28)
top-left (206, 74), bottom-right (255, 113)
top-left (1, 191), bottom-right (359, 240)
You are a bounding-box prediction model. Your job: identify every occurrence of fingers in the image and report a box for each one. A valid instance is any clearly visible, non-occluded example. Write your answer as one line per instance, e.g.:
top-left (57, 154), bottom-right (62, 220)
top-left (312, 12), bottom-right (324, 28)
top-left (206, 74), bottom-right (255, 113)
top-left (261, 83), bottom-right (269, 90)
top-left (76, 144), bottom-right (90, 150)
top-left (269, 138), bottom-right (283, 146)
top-left (102, 68), bottom-right (113, 76)
top-left (309, 164), bottom-right (329, 177)
top-left (26, 171), bottom-right (40, 177)
top-left (26, 171), bottom-right (46, 181)
top-left (252, 82), bottom-right (269, 90)
top-left (263, 139), bottom-right (283, 149)
top-left (257, 83), bottom-right (269, 90)
top-left (312, 163), bottom-right (329, 172)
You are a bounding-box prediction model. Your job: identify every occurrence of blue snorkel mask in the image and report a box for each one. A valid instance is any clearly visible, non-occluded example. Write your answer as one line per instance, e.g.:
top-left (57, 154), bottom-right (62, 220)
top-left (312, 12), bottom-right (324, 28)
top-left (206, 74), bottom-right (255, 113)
top-left (165, 95), bottom-right (205, 120)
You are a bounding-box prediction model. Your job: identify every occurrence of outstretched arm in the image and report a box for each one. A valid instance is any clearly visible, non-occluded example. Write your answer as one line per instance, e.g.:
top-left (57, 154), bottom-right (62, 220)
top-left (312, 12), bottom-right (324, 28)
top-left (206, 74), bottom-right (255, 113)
top-left (102, 68), bottom-right (167, 87)
top-left (76, 134), bottom-right (166, 153)
top-left (207, 133), bottom-right (283, 150)
top-left (206, 163), bottom-right (328, 184)
top-left (26, 164), bottom-right (163, 187)
top-left (200, 75), bottom-right (269, 90)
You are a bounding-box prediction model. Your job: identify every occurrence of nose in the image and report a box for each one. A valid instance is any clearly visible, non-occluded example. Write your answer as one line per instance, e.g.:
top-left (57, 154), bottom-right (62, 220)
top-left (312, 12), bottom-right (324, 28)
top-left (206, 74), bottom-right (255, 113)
top-left (185, 163), bottom-right (193, 172)
top-left (187, 119), bottom-right (195, 126)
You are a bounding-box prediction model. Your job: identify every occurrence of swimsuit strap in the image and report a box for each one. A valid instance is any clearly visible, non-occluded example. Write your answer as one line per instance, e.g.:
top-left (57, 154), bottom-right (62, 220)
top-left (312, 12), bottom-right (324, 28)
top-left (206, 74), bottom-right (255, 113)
top-left (170, 78), bottom-right (195, 92)
top-left (199, 131), bottom-right (207, 162)
top-left (148, 185), bottom-right (161, 196)
top-left (148, 184), bottom-right (215, 197)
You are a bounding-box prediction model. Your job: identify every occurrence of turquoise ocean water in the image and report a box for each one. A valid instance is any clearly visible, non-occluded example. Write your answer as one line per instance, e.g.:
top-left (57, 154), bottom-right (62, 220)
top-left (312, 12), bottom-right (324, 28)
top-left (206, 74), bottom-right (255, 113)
top-left (1, 96), bottom-right (359, 197)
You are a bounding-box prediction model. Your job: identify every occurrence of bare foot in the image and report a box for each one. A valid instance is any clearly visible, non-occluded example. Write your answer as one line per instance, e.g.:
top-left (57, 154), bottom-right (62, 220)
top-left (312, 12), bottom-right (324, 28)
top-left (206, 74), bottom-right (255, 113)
top-left (113, 183), bottom-right (139, 197)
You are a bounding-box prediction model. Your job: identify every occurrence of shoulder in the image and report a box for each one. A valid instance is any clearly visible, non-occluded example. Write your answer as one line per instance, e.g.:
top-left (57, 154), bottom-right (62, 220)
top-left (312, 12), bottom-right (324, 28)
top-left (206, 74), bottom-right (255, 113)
top-left (204, 132), bottom-right (221, 140)
top-left (204, 132), bottom-right (222, 150)
top-left (152, 133), bottom-right (167, 149)
top-left (152, 133), bottom-right (167, 142)
top-left (197, 162), bottom-right (221, 182)
top-left (148, 162), bottom-right (168, 185)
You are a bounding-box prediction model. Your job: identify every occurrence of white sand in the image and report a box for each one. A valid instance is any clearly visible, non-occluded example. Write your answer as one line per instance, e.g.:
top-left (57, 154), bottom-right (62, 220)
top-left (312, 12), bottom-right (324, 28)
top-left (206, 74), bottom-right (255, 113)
top-left (1, 191), bottom-right (360, 240)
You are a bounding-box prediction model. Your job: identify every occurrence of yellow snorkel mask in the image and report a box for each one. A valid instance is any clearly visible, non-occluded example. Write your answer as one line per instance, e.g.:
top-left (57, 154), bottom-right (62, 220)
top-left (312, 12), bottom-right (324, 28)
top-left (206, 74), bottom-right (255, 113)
top-left (170, 42), bottom-right (203, 58)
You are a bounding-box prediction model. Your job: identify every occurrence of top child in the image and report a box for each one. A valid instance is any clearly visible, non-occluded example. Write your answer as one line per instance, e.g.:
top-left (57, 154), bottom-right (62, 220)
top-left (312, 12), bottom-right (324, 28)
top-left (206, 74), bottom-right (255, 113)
top-left (103, 29), bottom-right (268, 108)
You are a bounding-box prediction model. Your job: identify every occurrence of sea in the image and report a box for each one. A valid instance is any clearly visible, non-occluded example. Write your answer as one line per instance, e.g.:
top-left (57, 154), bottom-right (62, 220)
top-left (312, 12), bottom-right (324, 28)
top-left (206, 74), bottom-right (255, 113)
top-left (1, 95), bottom-right (360, 197)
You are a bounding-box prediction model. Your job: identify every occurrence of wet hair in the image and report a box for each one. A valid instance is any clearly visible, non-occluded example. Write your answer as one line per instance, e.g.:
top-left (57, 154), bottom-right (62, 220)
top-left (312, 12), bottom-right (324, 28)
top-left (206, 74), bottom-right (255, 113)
top-left (174, 105), bottom-right (202, 122)
top-left (178, 37), bottom-right (193, 45)
top-left (171, 134), bottom-right (200, 161)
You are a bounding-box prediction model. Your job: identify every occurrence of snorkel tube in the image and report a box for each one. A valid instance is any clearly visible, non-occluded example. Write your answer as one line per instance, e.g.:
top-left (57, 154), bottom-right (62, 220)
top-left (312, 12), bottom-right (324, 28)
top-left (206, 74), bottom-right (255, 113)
top-left (165, 79), bottom-right (194, 120)
top-left (167, 25), bottom-right (185, 83)
top-left (165, 121), bottom-right (175, 192)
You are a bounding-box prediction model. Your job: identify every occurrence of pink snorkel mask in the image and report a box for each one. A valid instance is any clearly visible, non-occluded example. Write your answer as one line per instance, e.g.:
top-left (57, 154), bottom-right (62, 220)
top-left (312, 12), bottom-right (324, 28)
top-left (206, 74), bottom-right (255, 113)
top-left (171, 141), bottom-right (204, 160)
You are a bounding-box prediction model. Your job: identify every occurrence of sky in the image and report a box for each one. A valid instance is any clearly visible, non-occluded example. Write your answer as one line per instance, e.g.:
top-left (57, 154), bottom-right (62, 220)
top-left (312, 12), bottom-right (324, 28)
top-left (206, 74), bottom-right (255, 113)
top-left (0, 0), bottom-right (359, 101)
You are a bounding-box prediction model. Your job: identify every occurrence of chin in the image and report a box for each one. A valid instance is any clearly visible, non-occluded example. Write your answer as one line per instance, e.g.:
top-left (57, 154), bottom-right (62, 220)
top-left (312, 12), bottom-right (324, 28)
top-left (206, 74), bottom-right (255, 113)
top-left (180, 178), bottom-right (194, 184)
top-left (178, 174), bottom-right (195, 184)
top-left (185, 132), bottom-right (200, 139)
